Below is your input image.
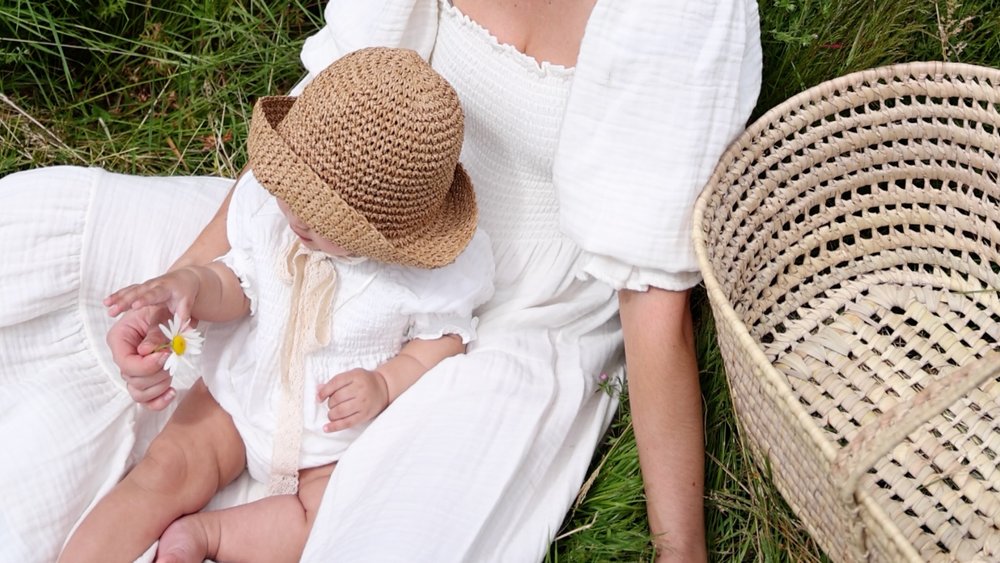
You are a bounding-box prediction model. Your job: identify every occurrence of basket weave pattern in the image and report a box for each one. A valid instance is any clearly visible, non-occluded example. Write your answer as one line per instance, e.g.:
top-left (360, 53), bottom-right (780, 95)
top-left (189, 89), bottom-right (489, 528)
top-left (694, 62), bottom-right (1000, 562)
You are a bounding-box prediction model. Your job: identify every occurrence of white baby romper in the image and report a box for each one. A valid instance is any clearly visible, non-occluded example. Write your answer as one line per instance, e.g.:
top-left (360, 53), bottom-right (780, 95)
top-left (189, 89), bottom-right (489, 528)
top-left (206, 173), bottom-right (494, 484)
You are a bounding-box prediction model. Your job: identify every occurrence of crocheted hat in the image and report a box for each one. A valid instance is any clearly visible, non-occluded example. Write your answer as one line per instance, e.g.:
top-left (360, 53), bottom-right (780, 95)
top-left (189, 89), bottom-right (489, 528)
top-left (247, 47), bottom-right (476, 269)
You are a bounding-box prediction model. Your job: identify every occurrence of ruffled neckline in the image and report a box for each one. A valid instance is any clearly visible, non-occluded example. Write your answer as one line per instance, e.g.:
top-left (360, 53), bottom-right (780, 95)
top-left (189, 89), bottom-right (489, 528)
top-left (441, 0), bottom-right (575, 80)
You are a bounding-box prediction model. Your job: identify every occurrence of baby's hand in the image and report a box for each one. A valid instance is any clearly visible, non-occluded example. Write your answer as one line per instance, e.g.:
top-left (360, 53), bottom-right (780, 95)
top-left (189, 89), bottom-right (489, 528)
top-left (317, 368), bottom-right (390, 432)
top-left (104, 268), bottom-right (201, 322)
top-left (106, 305), bottom-right (177, 410)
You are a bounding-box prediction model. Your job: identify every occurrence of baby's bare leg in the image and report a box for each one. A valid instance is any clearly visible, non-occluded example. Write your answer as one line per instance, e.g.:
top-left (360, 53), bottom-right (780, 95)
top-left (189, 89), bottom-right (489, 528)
top-left (58, 379), bottom-right (246, 563)
top-left (155, 463), bottom-right (335, 563)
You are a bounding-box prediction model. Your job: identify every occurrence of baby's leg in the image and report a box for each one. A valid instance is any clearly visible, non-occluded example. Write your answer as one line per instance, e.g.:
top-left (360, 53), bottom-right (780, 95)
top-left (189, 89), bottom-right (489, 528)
top-left (155, 463), bottom-right (335, 563)
top-left (58, 379), bottom-right (246, 563)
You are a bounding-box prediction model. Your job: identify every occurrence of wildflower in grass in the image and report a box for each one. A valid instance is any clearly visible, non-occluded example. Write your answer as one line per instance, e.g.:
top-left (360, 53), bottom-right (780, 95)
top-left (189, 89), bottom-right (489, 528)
top-left (158, 315), bottom-right (204, 377)
top-left (596, 372), bottom-right (621, 397)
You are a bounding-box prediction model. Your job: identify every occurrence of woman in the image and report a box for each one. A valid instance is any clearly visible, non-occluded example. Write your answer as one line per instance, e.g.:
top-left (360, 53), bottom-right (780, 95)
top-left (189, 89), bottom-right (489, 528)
top-left (0, 0), bottom-right (760, 561)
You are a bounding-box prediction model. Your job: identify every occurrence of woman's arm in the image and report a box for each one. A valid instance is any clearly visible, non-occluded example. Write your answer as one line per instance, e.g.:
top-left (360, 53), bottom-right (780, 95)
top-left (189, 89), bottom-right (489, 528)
top-left (168, 182), bottom-right (236, 271)
top-left (619, 287), bottom-right (707, 562)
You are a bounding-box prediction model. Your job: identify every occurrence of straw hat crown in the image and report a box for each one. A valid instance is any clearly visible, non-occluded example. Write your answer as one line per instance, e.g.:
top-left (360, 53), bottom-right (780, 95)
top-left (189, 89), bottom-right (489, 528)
top-left (248, 47), bottom-right (476, 268)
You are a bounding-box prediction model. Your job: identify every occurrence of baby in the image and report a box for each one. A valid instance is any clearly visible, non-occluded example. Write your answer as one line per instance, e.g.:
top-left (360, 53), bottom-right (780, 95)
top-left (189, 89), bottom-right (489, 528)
top-left (59, 47), bottom-right (494, 563)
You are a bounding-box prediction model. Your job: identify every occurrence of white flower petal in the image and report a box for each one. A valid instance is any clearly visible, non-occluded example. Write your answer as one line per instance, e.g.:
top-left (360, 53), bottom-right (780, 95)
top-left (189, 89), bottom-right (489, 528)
top-left (163, 354), bottom-right (178, 376)
top-left (183, 333), bottom-right (205, 347)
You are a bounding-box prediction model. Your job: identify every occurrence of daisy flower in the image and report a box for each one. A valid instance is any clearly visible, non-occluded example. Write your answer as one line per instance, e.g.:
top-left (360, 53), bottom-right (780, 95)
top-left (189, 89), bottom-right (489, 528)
top-left (158, 315), bottom-right (204, 377)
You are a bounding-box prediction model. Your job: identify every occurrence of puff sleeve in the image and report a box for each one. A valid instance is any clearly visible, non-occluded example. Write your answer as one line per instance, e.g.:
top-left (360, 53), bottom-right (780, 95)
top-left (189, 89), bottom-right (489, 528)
top-left (291, 0), bottom-right (439, 96)
top-left (214, 175), bottom-right (269, 315)
top-left (554, 0), bottom-right (762, 291)
top-left (397, 229), bottom-right (495, 343)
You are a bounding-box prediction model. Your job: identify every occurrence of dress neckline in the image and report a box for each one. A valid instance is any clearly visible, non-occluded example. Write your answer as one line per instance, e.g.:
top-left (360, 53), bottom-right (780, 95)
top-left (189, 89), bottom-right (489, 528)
top-left (441, 0), bottom-right (575, 78)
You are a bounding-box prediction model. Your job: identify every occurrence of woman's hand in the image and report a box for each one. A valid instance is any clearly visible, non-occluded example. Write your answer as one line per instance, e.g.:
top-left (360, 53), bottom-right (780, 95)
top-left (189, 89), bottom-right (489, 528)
top-left (317, 368), bottom-right (390, 432)
top-left (105, 305), bottom-right (178, 410)
top-left (104, 268), bottom-right (202, 322)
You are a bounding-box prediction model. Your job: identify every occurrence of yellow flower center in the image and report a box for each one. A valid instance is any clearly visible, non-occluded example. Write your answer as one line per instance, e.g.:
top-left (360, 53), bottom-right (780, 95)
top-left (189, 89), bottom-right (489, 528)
top-left (171, 334), bottom-right (187, 356)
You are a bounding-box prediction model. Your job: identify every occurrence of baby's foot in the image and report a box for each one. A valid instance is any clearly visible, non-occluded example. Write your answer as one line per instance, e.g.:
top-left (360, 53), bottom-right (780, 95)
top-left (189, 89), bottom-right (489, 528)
top-left (154, 516), bottom-right (210, 563)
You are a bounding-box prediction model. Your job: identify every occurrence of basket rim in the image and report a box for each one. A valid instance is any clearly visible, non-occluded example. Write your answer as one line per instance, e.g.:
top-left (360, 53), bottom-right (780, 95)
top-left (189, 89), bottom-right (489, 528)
top-left (709, 59), bottom-right (1000, 179)
top-left (690, 59), bottom-right (1000, 561)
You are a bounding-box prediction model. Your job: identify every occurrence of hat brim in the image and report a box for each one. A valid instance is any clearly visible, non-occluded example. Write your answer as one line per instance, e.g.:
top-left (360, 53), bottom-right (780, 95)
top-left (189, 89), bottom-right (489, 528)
top-left (247, 96), bottom-right (477, 269)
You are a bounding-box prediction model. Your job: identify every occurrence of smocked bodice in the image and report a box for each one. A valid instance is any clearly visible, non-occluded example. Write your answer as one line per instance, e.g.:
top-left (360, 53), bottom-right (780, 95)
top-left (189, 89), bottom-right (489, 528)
top-left (431, 1), bottom-right (573, 243)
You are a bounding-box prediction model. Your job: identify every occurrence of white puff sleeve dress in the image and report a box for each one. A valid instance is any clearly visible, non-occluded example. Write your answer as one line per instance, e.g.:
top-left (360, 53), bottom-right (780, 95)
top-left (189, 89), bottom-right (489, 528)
top-left (0, 0), bottom-right (761, 561)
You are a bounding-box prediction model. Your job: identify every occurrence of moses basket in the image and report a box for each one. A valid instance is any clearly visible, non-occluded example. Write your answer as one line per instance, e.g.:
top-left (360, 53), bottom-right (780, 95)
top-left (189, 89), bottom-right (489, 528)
top-left (693, 61), bottom-right (1000, 562)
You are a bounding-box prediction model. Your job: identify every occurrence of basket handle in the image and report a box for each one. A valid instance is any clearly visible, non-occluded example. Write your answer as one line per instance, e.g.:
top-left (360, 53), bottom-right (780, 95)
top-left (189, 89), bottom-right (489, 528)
top-left (831, 351), bottom-right (1000, 504)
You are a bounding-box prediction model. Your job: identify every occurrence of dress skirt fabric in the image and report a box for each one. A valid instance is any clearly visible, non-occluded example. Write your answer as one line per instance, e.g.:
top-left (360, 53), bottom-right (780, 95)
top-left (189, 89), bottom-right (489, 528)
top-left (0, 167), bottom-right (234, 561)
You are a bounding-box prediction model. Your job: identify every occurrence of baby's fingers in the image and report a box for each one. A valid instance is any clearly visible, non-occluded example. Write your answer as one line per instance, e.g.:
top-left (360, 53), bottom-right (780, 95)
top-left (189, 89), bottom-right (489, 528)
top-left (324, 401), bottom-right (362, 432)
top-left (124, 376), bottom-right (173, 404)
top-left (324, 417), bottom-right (361, 433)
top-left (105, 283), bottom-right (167, 317)
top-left (140, 388), bottom-right (177, 411)
top-left (316, 376), bottom-right (352, 402)
top-left (104, 284), bottom-right (141, 316)
top-left (125, 284), bottom-right (174, 312)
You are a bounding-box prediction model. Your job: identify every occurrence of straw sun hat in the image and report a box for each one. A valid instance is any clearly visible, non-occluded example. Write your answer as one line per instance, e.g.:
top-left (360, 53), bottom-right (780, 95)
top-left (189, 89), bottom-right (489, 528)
top-left (247, 47), bottom-right (476, 269)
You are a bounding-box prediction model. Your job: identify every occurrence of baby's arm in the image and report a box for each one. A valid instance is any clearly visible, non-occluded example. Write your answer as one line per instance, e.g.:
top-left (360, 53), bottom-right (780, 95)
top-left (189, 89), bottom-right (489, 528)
top-left (317, 334), bottom-right (465, 432)
top-left (379, 334), bottom-right (465, 402)
top-left (104, 166), bottom-right (251, 321)
top-left (104, 261), bottom-right (250, 324)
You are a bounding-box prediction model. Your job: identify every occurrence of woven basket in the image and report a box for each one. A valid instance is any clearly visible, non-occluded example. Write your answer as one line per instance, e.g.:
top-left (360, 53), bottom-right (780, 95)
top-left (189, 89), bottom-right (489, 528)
top-left (693, 61), bottom-right (1000, 562)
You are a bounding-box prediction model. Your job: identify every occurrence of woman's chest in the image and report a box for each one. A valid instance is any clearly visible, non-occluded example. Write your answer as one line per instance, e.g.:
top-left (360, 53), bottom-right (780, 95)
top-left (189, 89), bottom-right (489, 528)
top-left (451, 0), bottom-right (595, 67)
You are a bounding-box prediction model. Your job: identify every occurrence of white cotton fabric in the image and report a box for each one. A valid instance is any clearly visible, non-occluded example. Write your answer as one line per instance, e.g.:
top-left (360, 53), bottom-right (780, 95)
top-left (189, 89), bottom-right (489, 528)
top-left (0, 1), bottom-right (761, 562)
top-left (207, 173), bottom-right (494, 483)
top-left (556, 0), bottom-right (762, 289)
top-left (0, 167), bottom-right (233, 562)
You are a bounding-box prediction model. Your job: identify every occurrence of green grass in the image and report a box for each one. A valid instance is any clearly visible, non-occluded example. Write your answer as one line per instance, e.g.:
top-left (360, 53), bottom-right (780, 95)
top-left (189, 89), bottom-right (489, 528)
top-left (3, 0), bottom-right (1000, 561)
top-left (1, 0), bottom-right (324, 175)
